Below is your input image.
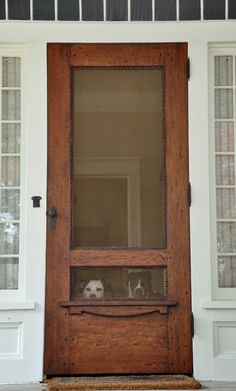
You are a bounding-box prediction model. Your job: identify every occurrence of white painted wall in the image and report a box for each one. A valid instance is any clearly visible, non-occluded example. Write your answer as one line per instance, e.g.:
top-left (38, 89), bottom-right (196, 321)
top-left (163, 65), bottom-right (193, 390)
top-left (0, 20), bottom-right (235, 383)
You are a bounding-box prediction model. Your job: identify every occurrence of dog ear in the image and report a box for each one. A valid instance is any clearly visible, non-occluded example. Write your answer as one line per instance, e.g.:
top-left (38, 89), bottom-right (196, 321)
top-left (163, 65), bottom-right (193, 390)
top-left (80, 280), bottom-right (86, 290)
top-left (100, 279), bottom-right (105, 287)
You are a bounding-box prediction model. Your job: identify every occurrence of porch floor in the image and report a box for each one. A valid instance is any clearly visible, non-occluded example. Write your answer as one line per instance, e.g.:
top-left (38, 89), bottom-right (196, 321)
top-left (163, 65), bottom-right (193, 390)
top-left (0, 382), bottom-right (235, 391)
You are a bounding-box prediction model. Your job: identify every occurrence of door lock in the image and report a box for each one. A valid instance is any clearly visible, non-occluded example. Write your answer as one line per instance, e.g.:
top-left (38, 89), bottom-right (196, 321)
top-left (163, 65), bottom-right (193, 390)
top-left (47, 207), bottom-right (57, 230)
top-left (31, 196), bottom-right (42, 208)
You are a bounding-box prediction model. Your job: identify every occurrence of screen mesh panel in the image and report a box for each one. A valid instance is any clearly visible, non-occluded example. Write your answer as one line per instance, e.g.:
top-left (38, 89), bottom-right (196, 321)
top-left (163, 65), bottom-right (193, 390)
top-left (70, 266), bottom-right (167, 300)
top-left (72, 68), bottom-right (166, 249)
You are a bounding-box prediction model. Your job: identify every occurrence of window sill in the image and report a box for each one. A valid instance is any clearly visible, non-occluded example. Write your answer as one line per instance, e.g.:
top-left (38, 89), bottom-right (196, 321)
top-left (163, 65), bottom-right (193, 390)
top-left (202, 300), bottom-right (236, 309)
top-left (0, 302), bottom-right (36, 310)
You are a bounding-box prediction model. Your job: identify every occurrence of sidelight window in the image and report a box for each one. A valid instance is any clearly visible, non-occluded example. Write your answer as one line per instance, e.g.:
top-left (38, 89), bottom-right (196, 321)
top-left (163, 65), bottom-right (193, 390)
top-left (210, 47), bottom-right (236, 298)
top-left (0, 53), bottom-right (23, 291)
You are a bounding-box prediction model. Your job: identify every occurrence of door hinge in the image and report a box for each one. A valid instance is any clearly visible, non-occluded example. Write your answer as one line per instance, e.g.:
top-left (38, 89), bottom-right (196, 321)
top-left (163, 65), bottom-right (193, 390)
top-left (188, 182), bottom-right (191, 207)
top-left (191, 313), bottom-right (194, 337)
top-left (187, 58), bottom-right (190, 80)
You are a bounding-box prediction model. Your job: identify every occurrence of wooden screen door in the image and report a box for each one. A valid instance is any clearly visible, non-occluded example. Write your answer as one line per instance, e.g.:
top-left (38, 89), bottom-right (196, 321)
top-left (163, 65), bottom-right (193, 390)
top-left (45, 43), bottom-right (192, 376)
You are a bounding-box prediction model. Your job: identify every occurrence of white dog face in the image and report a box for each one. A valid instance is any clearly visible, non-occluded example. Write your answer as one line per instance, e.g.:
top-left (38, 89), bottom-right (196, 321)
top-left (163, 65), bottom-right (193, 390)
top-left (82, 280), bottom-right (104, 299)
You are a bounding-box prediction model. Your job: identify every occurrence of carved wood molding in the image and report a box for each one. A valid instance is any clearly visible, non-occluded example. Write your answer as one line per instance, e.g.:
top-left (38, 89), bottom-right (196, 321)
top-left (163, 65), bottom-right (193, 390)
top-left (61, 300), bottom-right (177, 317)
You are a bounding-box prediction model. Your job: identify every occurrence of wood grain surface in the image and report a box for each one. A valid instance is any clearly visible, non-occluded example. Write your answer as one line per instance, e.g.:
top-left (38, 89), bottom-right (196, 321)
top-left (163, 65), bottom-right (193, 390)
top-left (45, 43), bottom-right (192, 376)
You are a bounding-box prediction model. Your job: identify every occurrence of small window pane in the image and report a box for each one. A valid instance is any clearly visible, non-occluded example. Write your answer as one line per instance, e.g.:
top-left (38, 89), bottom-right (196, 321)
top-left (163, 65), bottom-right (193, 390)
top-left (216, 188), bottom-right (236, 219)
top-left (2, 57), bottom-right (21, 87)
top-left (217, 222), bottom-right (236, 253)
top-left (179, 0), bottom-right (201, 21)
top-left (131, 0), bottom-right (152, 21)
top-left (218, 256), bottom-right (236, 288)
top-left (1, 157), bottom-right (20, 187)
top-left (155, 0), bottom-right (176, 21)
top-left (2, 123), bottom-right (21, 153)
top-left (70, 267), bottom-right (167, 301)
top-left (215, 155), bottom-right (235, 186)
top-left (215, 56), bottom-right (233, 86)
top-left (0, 0), bottom-right (6, 19)
top-left (0, 189), bottom-right (20, 221)
top-left (215, 122), bottom-right (234, 152)
top-left (58, 0), bottom-right (80, 20)
top-left (2, 90), bottom-right (21, 120)
top-left (215, 89), bottom-right (233, 119)
top-left (107, 0), bottom-right (128, 21)
top-left (8, 0), bottom-right (30, 20)
top-left (82, 0), bottom-right (103, 21)
top-left (0, 258), bottom-right (18, 289)
top-left (229, 1), bottom-right (236, 19)
top-left (204, 0), bottom-right (225, 20)
top-left (33, 0), bottom-right (55, 20)
top-left (0, 223), bottom-right (19, 255)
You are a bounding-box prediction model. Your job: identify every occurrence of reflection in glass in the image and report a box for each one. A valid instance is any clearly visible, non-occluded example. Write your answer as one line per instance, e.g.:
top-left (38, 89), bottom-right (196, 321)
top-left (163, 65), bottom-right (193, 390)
top-left (2, 90), bottom-right (21, 120)
top-left (218, 256), bottom-right (236, 288)
top-left (215, 89), bottom-right (233, 119)
top-left (0, 189), bottom-right (20, 221)
top-left (217, 222), bottom-right (236, 253)
top-left (72, 68), bottom-right (166, 248)
top-left (0, 258), bottom-right (18, 289)
top-left (214, 56), bottom-right (233, 86)
top-left (2, 57), bottom-right (21, 88)
top-left (215, 155), bottom-right (235, 186)
top-left (0, 223), bottom-right (19, 255)
top-left (70, 266), bottom-right (167, 300)
top-left (216, 188), bottom-right (236, 219)
top-left (215, 122), bottom-right (234, 152)
top-left (1, 157), bottom-right (20, 187)
top-left (2, 123), bottom-right (21, 153)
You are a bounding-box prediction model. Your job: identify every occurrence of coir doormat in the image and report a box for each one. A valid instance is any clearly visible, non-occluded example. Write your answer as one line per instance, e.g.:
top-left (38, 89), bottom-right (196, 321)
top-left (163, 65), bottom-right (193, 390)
top-left (46, 375), bottom-right (201, 390)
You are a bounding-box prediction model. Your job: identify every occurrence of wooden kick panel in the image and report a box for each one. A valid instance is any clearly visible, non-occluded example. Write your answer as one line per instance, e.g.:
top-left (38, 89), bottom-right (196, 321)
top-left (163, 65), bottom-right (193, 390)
top-left (68, 312), bottom-right (169, 374)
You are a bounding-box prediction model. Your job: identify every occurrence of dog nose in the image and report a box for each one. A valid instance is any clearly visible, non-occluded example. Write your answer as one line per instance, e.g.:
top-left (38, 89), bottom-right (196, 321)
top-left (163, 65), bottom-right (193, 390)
top-left (89, 294), bottom-right (97, 298)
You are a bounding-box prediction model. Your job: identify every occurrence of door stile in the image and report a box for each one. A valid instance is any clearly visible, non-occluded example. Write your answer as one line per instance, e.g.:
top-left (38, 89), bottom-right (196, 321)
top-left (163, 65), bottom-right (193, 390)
top-left (45, 44), bottom-right (72, 374)
top-left (165, 44), bottom-right (192, 372)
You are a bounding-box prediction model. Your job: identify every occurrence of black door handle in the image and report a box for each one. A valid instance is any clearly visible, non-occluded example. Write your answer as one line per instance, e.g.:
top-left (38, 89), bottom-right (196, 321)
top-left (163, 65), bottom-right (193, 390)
top-left (47, 207), bottom-right (57, 230)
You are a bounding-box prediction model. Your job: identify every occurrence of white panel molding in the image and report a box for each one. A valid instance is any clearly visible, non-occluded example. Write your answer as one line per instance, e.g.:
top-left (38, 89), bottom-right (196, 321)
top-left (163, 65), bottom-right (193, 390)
top-left (0, 322), bottom-right (22, 360)
top-left (0, 302), bottom-right (35, 310)
top-left (202, 300), bottom-right (236, 309)
top-left (213, 321), bottom-right (236, 358)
